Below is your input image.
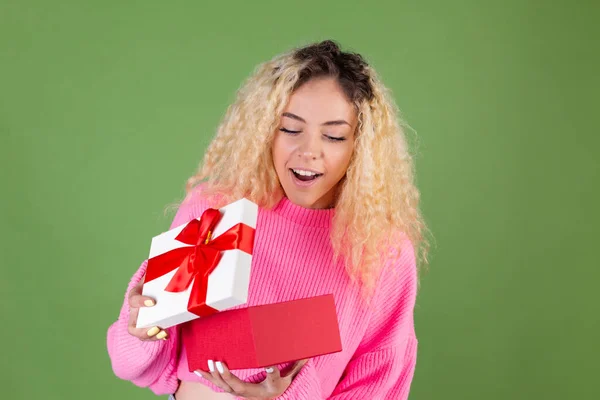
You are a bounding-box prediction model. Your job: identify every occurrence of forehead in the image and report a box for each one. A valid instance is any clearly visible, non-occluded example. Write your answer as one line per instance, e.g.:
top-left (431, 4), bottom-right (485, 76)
top-left (284, 78), bottom-right (357, 123)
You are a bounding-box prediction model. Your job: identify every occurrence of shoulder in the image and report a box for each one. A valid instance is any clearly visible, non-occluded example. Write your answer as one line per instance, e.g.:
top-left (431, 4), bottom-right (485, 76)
top-left (168, 183), bottom-right (214, 229)
top-left (372, 232), bottom-right (418, 308)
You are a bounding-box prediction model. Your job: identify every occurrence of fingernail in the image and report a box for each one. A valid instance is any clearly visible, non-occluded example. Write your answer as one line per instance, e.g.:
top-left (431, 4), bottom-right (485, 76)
top-left (194, 370), bottom-right (202, 377)
top-left (216, 361), bottom-right (224, 374)
top-left (266, 367), bottom-right (274, 373)
top-left (156, 330), bottom-right (167, 340)
top-left (146, 326), bottom-right (160, 337)
top-left (208, 359), bottom-right (215, 372)
top-left (144, 299), bottom-right (155, 307)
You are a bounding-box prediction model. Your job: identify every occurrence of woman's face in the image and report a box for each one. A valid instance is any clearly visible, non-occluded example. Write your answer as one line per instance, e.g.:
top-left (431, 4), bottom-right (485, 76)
top-left (272, 77), bottom-right (358, 209)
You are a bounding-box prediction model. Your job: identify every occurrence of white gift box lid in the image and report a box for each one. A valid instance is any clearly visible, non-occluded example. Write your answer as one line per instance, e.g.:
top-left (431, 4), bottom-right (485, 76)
top-left (136, 198), bottom-right (258, 329)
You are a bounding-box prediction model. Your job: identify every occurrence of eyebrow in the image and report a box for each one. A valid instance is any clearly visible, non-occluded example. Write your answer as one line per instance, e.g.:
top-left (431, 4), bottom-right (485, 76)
top-left (282, 112), bottom-right (351, 127)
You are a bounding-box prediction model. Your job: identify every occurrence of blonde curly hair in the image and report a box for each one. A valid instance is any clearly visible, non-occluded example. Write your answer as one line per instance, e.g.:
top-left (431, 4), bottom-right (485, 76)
top-left (177, 40), bottom-right (430, 294)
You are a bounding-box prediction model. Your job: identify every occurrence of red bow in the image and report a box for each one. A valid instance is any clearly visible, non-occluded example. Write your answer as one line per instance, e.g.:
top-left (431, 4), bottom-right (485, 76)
top-left (146, 208), bottom-right (255, 317)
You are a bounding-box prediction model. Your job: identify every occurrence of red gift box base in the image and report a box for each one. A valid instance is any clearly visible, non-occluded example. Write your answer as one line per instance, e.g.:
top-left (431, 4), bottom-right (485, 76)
top-left (182, 294), bottom-right (342, 372)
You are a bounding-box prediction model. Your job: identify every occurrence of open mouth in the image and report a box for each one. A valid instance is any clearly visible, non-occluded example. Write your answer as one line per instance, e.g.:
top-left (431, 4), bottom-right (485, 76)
top-left (290, 168), bottom-right (323, 182)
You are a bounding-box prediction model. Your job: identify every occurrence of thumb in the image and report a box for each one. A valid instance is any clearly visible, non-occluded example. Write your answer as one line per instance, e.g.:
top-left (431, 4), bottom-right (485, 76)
top-left (264, 365), bottom-right (281, 383)
top-left (287, 359), bottom-right (308, 379)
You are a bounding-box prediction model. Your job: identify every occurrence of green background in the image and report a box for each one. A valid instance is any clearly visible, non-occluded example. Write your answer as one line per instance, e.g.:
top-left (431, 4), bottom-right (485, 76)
top-left (1, 1), bottom-right (598, 399)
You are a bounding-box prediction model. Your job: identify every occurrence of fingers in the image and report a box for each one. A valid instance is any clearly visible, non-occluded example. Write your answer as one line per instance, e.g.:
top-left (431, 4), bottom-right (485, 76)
top-left (208, 360), bottom-right (234, 394)
top-left (194, 369), bottom-right (211, 379)
top-left (264, 364), bottom-right (281, 389)
top-left (194, 367), bottom-right (232, 393)
top-left (194, 360), bottom-right (299, 399)
top-left (128, 278), bottom-right (156, 308)
top-left (265, 365), bottom-right (281, 379)
top-left (151, 327), bottom-right (168, 340)
top-left (126, 301), bottom-right (168, 341)
top-left (261, 359), bottom-right (307, 396)
top-left (195, 361), bottom-right (262, 398)
top-left (126, 278), bottom-right (162, 340)
top-left (126, 322), bottom-right (170, 341)
top-left (282, 359), bottom-right (308, 379)
top-left (155, 329), bottom-right (168, 340)
top-left (216, 361), bottom-right (251, 396)
top-left (263, 362), bottom-right (300, 397)
top-left (128, 292), bottom-right (156, 308)
top-left (291, 359), bottom-right (308, 377)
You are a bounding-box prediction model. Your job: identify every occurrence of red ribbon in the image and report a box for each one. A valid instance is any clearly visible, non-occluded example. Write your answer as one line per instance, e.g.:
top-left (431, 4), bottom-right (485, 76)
top-left (146, 208), bottom-right (255, 318)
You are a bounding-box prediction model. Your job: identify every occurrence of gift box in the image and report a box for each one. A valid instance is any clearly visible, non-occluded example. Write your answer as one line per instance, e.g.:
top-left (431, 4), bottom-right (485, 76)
top-left (182, 294), bottom-right (343, 372)
top-left (136, 198), bottom-right (258, 329)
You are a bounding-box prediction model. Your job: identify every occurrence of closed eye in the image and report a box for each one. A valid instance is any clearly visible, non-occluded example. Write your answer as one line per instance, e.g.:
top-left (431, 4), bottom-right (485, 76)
top-left (280, 128), bottom-right (300, 134)
top-left (281, 128), bottom-right (346, 142)
top-left (325, 135), bottom-right (346, 142)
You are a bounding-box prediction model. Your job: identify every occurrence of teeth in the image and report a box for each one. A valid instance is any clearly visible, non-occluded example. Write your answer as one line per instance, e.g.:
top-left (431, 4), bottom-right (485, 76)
top-left (292, 169), bottom-right (319, 176)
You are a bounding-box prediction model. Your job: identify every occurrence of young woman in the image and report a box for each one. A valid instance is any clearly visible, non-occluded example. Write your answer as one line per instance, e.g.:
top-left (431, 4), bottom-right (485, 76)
top-left (107, 39), bottom-right (429, 400)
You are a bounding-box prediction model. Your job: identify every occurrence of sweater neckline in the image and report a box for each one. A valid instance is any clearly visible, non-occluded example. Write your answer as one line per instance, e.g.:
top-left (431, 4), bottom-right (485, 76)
top-left (271, 196), bottom-right (335, 228)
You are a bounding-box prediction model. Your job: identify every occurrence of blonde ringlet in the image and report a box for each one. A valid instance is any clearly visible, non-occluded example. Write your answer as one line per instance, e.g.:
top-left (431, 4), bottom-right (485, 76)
top-left (172, 41), bottom-right (431, 297)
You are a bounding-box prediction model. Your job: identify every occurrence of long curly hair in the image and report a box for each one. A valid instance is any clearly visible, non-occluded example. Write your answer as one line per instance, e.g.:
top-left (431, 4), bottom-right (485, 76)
top-left (177, 40), bottom-right (431, 294)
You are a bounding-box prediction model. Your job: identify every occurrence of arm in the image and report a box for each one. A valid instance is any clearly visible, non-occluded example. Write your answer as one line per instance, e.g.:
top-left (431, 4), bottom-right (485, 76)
top-left (106, 260), bottom-right (181, 394)
top-left (328, 237), bottom-right (419, 400)
top-left (327, 333), bottom-right (418, 400)
top-left (106, 189), bottom-right (206, 395)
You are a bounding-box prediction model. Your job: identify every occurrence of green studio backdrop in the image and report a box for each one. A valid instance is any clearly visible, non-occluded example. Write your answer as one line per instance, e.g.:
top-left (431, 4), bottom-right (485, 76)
top-left (1, 1), bottom-right (598, 399)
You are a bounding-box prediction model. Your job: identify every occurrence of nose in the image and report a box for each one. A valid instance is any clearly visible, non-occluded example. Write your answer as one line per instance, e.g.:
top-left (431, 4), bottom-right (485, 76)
top-left (296, 131), bottom-right (322, 160)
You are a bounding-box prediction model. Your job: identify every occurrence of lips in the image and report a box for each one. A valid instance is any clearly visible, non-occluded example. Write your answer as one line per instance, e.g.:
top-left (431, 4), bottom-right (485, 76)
top-left (290, 168), bottom-right (323, 181)
top-left (289, 168), bottom-right (322, 187)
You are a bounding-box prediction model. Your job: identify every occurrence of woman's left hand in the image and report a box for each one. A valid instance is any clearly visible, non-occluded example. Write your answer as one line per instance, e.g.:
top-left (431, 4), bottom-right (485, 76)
top-left (194, 359), bottom-right (308, 400)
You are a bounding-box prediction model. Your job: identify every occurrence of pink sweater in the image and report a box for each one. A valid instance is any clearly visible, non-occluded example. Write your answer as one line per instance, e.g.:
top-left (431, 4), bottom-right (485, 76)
top-left (106, 188), bottom-right (418, 399)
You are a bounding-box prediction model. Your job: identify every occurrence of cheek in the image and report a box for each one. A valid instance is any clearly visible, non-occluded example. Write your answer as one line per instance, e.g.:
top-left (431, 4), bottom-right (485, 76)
top-left (272, 136), bottom-right (282, 160)
top-left (326, 144), bottom-right (354, 176)
top-left (272, 136), bottom-right (295, 166)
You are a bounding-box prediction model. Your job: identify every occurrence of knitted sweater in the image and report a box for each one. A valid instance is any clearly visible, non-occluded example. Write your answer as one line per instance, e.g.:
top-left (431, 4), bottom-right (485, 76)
top-left (106, 187), bottom-right (418, 399)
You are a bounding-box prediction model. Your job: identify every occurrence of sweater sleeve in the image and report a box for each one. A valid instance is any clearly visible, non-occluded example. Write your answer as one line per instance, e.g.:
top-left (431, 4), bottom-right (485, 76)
top-left (106, 190), bottom-right (203, 395)
top-left (328, 237), bottom-right (419, 400)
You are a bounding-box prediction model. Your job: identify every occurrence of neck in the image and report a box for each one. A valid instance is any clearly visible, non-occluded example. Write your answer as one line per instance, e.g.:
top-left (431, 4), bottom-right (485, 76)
top-left (271, 195), bottom-right (335, 228)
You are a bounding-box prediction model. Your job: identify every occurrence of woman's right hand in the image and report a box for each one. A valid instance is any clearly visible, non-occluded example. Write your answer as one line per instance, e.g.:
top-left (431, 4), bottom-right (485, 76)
top-left (127, 277), bottom-right (169, 341)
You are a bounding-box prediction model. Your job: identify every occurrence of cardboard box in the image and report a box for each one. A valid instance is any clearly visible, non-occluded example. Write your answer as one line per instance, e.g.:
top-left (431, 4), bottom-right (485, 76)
top-left (183, 294), bottom-right (343, 371)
